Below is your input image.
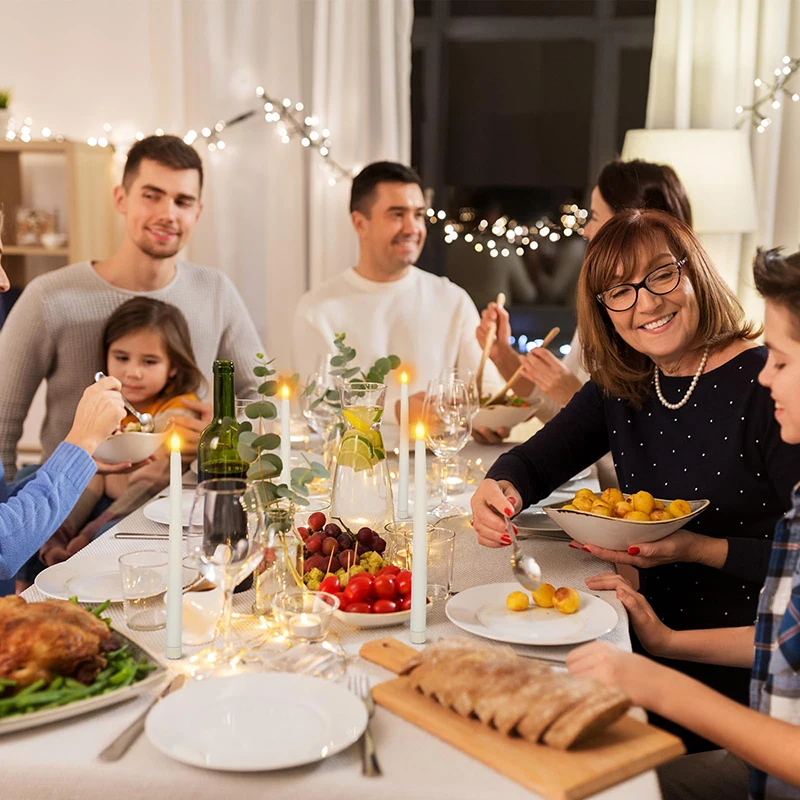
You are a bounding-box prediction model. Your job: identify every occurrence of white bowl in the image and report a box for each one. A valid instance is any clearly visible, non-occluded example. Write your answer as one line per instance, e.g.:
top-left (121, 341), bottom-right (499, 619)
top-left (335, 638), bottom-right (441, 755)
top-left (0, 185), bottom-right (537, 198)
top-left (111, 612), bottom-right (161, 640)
top-left (474, 402), bottom-right (537, 431)
top-left (40, 232), bottom-right (67, 248)
top-left (542, 497), bottom-right (709, 551)
top-left (93, 430), bottom-right (168, 464)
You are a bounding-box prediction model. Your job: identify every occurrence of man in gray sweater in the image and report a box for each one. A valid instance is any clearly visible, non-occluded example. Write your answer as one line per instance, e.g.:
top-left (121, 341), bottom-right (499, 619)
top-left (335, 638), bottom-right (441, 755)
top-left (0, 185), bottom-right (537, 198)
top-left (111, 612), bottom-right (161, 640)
top-left (0, 135), bottom-right (264, 477)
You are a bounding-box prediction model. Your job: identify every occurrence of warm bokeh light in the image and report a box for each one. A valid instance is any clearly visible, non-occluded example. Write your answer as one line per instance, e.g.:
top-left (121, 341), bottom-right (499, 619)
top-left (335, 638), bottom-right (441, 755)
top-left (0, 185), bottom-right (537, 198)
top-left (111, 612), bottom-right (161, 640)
top-left (400, 371), bottom-right (409, 385)
top-left (280, 384), bottom-right (291, 399)
top-left (169, 433), bottom-right (181, 452)
top-left (415, 422), bottom-right (426, 440)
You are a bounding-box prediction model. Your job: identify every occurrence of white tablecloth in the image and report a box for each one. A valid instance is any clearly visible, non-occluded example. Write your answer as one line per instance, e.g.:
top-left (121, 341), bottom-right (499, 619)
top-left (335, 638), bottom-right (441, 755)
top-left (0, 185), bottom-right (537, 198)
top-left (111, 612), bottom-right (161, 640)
top-left (6, 440), bottom-right (662, 800)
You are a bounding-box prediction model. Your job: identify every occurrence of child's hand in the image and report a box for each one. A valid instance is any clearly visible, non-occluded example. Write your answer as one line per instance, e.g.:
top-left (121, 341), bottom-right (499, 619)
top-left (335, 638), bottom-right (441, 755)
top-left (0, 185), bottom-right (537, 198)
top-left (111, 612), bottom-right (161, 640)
top-left (586, 573), bottom-right (676, 657)
top-left (167, 398), bottom-right (212, 459)
top-left (567, 641), bottom-right (674, 710)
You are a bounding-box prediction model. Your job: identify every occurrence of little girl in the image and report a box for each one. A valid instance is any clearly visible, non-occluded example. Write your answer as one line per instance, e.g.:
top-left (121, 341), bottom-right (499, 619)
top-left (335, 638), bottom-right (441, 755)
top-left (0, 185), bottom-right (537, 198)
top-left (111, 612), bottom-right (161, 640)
top-left (39, 297), bottom-right (205, 565)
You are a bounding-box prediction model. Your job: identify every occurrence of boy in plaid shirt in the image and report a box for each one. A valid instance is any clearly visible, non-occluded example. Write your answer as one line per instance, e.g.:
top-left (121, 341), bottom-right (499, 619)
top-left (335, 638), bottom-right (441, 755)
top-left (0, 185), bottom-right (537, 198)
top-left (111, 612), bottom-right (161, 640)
top-left (566, 248), bottom-right (800, 799)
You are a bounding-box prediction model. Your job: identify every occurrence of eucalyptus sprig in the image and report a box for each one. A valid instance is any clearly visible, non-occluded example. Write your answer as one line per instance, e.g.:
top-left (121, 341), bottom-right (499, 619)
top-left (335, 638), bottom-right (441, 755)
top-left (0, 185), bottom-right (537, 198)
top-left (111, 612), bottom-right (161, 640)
top-left (236, 353), bottom-right (328, 508)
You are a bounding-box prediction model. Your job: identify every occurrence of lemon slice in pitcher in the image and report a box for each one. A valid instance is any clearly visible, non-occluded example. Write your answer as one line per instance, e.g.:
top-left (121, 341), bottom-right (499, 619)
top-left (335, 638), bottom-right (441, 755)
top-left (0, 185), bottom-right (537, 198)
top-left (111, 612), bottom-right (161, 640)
top-left (337, 431), bottom-right (376, 472)
top-left (342, 405), bottom-right (383, 433)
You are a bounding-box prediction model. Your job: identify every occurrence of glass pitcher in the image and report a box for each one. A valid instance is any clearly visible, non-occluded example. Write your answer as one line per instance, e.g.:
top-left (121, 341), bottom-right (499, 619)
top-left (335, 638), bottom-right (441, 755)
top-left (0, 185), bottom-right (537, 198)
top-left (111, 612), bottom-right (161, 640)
top-left (252, 501), bottom-right (304, 616)
top-left (330, 381), bottom-right (395, 532)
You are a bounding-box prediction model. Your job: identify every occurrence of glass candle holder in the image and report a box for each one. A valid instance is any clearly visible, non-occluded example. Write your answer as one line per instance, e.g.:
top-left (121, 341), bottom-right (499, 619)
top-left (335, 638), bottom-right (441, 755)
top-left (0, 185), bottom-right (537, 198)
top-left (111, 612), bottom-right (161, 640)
top-left (272, 590), bottom-right (339, 642)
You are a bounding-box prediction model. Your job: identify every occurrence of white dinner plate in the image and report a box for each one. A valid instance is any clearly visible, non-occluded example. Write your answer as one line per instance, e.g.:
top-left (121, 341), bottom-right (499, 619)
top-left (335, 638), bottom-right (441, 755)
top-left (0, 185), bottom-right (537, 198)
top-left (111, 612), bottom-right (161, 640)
top-left (445, 582), bottom-right (618, 646)
top-left (143, 490), bottom-right (197, 527)
top-left (145, 673), bottom-right (367, 771)
top-left (36, 553), bottom-right (126, 603)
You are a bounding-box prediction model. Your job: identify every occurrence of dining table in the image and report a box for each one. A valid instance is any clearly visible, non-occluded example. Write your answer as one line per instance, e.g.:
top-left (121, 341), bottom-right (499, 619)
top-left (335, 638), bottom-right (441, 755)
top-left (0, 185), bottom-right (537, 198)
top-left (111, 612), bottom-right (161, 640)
top-left (5, 430), bottom-right (665, 800)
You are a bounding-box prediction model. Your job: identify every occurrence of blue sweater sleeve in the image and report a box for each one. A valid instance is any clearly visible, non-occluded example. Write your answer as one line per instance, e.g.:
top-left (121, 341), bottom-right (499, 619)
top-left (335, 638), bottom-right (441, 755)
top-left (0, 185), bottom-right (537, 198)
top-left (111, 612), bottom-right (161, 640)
top-left (0, 442), bottom-right (96, 580)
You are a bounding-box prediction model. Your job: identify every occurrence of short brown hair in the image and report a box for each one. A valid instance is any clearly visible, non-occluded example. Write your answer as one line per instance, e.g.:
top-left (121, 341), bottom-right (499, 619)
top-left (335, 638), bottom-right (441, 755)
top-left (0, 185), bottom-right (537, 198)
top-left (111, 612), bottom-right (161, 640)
top-left (597, 159), bottom-right (693, 228)
top-left (350, 161), bottom-right (423, 215)
top-left (577, 209), bottom-right (760, 406)
top-left (122, 135), bottom-right (204, 192)
top-left (102, 298), bottom-right (205, 400)
top-left (754, 248), bottom-right (800, 338)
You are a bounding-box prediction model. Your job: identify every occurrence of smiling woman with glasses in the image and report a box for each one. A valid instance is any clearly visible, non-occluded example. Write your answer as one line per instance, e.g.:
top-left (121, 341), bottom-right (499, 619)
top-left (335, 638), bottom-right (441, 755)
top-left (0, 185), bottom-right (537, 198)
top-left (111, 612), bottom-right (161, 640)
top-left (470, 208), bottom-right (800, 754)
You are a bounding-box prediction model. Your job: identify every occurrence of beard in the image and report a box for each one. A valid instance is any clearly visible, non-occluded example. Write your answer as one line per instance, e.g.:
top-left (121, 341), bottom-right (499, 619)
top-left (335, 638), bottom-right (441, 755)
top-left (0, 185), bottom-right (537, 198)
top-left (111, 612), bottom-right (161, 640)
top-left (134, 235), bottom-right (183, 261)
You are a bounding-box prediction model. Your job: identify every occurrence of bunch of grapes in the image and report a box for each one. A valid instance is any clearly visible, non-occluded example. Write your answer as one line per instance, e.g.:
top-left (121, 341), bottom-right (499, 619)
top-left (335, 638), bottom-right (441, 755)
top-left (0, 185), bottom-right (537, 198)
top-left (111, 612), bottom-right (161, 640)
top-left (298, 512), bottom-right (387, 575)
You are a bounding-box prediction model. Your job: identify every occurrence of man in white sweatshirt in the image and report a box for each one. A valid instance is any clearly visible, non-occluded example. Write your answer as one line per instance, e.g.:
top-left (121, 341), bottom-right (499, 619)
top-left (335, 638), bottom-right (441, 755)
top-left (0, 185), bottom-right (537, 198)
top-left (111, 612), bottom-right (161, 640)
top-left (292, 162), bottom-right (502, 420)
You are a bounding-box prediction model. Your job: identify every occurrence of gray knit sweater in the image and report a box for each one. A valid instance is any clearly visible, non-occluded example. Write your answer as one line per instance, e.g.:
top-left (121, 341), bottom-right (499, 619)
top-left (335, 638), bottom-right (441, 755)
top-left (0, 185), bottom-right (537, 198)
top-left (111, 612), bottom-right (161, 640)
top-left (0, 261), bottom-right (265, 476)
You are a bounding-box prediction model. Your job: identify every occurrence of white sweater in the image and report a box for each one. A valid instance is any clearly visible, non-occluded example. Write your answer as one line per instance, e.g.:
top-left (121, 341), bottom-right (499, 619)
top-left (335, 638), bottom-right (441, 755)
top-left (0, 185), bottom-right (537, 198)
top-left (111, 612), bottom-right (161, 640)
top-left (292, 267), bottom-right (503, 408)
top-left (0, 261), bottom-right (265, 476)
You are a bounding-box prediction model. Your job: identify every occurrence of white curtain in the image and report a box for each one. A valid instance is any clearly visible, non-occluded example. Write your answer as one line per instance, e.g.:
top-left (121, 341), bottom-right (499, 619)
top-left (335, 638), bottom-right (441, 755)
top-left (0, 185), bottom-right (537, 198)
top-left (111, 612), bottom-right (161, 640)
top-left (0, 0), bottom-right (413, 369)
top-left (646, 0), bottom-right (800, 319)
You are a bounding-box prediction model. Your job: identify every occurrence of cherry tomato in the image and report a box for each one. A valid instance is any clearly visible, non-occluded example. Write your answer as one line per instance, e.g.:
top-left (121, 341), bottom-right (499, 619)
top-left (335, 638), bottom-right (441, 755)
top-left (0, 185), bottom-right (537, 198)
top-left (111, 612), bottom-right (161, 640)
top-left (399, 596), bottom-right (412, 612)
top-left (334, 591), bottom-right (349, 611)
top-left (319, 575), bottom-right (341, 595)
top-left (346, 602), bottom-right (372, 614)
top-left (373, 598), bottom-right (398, 614)
top-left (377, 564), bottom-right (401, 577)
top-left (396, 570), bottom-right (412, 596)
top-left (347, 572), bottom-right (375, 587)
top-left (345, 579), bottom-right (372, 603)
top-left (373, 575), bottom-right (397, 600)
top-left (307, 512), bottom-right (326, 532)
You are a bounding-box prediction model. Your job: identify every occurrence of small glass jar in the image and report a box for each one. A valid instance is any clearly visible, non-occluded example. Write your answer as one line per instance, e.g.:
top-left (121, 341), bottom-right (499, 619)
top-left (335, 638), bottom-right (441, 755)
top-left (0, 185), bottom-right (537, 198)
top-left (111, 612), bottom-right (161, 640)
top-left (253, 502), bottom-right (304, 616)
top-left (272, 590), bottom-right (339, 642)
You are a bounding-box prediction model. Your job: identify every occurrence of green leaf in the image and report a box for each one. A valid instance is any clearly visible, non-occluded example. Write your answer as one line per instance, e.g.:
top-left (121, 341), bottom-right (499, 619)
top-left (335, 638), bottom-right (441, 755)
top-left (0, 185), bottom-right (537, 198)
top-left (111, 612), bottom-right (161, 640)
top-left (324, 388), bottom-right (341, 402)
top-left (237, 442), bottom-right (257, 463)
top-left (388, 355), bottom-right (401, 369)
top-left (310, 461), bottom-right (330, 478)
top-left (253, 365), bottom-right (268, 377)
top-left (247, 466), bottom-right (280, 480)
top-left (340, 367), bottom-right (360, 380)
top-left (276, 485), bottom-right (294, 498)
top-left (246, 401), bottom-right (277, 420)
top-left (253, 433), bottom-right (280, 450)
top-left (258, 380), bottom-right (278, 396)
top-left (293, 495), bottom-right (310, 507)
top-left (238, 430), bottom-right (258, 446)
top-left (330, 355), bottom-right (346, 367)
top-left (291, 481), bottom-right (310, 496)
top-left (238, 421), bottom-right (252, 433)
top-left (303, 379), bottom-right (316, 397)
top-left (374, 357), bottom-right (391, 374)
top-left (261, 453), bottom-right (283, 471)
top-left (221, 416), bottom-right (237, 432)
top-left (310, 396), bottom-right (324, 410)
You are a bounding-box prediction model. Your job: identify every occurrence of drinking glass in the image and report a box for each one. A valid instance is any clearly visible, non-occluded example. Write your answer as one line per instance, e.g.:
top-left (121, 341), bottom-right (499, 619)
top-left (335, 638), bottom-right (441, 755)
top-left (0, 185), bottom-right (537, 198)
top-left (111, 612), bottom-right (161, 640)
top-left (185, 478), bottom-right (267, 676)
top-left (439, 367), bottom-right (480, 419)
top-left (300, 355), bottom-right (341, 473)
top-left (119, 551), bottom-right (168, 631)
top-left (402, 526), bottom-right (455, 601)
top-left (423, 378), bottom-right (473, 519)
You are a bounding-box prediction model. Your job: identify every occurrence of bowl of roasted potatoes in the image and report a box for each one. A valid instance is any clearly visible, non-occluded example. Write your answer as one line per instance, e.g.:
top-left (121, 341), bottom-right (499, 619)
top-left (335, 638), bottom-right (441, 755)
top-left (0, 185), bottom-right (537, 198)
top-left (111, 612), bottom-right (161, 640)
top-left (543, 488), bottom-right (709, 551)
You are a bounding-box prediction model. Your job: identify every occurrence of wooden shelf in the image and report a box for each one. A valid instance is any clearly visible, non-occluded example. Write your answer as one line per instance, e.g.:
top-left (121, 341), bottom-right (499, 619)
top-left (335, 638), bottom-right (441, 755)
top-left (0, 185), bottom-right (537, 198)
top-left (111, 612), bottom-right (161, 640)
top-left (4, 245), bottom-right (69, 257)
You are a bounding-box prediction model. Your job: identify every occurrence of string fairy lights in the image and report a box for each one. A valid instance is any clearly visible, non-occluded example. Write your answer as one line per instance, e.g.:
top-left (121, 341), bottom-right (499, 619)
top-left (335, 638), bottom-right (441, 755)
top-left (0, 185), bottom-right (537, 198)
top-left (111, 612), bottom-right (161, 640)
top-left (429, 203), bottom-right (587, 256)
top-left (3, 86), bottom-right (352, 185)
top-left (736, 55), bottom-right (800, 133)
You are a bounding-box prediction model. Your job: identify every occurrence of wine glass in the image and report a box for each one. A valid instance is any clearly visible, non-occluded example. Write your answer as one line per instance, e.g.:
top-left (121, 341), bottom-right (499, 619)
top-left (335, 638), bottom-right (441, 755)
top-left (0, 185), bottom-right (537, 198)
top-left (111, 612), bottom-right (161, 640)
top-left (423, 378), bottom-right (473, 519)
top-left (185, 478), bottom-right (267, 676)
top-left (301, 355), bottom-right (341, 472)
top-left (439, 367), bottom-right (480, 420)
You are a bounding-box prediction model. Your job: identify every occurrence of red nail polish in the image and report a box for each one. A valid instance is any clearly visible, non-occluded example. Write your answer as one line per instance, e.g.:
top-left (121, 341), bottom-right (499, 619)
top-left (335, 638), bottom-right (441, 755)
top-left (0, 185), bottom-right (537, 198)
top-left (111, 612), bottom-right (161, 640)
top-left (501, 535), bottom-right (511, 544)
top-left (508, 496), bottom-right (517, 506)
top-left (504, 507), bottom-right (513, 517)
top-left (568, 542), bottom-right (582, 549)
top-left (582, 546), bottom-right (591, 552)
top-left (628, 546), bottom-right (640, 556)
top-left (512, 524), bottom-right (519, 534)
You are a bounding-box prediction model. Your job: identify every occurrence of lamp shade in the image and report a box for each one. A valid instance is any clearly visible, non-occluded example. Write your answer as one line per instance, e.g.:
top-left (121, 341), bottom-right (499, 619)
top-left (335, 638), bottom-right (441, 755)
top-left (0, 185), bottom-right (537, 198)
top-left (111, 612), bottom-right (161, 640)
top-left (620, 129), bottom-right (758, 234)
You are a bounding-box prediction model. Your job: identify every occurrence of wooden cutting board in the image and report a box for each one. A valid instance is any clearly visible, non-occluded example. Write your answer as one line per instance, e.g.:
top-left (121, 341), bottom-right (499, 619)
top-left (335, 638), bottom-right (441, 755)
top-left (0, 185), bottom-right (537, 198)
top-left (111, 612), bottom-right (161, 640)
top-left (361, 638), bottom-right (684, 800)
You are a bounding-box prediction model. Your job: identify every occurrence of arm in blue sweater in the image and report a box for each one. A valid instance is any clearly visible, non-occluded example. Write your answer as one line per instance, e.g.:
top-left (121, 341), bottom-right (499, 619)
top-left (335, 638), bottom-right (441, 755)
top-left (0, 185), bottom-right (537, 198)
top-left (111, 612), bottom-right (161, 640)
top-left (0, 442), bottom-right (96, 580)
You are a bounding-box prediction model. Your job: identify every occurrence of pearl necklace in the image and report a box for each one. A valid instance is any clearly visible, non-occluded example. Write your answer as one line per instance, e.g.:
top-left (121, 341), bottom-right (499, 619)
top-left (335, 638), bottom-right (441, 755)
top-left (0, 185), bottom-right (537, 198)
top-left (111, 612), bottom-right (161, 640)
top-left (653, 347), bottom-right (710, 410)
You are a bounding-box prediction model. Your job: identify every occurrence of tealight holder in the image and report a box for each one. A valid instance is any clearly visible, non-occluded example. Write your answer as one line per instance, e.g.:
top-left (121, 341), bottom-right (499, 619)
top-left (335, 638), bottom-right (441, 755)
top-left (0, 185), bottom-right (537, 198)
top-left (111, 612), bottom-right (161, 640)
top-left (272, 590), bottom-right (339, 642)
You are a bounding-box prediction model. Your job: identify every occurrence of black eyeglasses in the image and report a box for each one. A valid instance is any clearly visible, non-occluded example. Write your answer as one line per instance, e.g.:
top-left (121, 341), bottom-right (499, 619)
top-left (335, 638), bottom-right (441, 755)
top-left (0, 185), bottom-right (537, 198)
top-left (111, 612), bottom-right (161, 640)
top-left (596, 259), bottom-right (686, 312)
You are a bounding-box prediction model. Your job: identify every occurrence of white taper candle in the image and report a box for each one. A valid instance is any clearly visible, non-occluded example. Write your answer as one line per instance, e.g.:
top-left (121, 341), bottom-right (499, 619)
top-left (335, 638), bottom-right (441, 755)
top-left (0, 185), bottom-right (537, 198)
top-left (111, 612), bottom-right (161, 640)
top-left (165, 433), bottom-right (183, 659)
top-left (280, 384), bottom-right (291, 488)
top-left (410, 422), bottom-right (428, 644)
top-left (398, 371), bottom-right (410, 518)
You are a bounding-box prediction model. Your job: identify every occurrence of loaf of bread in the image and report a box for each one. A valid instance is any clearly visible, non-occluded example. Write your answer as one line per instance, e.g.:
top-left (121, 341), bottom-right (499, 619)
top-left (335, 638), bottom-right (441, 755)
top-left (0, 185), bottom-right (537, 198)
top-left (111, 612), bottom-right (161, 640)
top-left (404, 639), bottom-right (631, 749)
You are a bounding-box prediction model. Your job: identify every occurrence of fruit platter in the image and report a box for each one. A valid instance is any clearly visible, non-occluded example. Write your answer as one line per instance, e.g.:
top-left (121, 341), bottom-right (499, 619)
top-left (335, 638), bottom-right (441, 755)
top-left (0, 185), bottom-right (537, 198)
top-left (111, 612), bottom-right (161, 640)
top-left (297, 511), bottom-right (422, 627)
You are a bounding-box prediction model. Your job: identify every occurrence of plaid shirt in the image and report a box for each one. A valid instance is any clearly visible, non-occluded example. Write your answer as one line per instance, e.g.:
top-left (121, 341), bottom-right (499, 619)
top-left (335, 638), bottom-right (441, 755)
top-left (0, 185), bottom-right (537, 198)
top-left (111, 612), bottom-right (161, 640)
top-left (750, 482), bottom-right (800, 798)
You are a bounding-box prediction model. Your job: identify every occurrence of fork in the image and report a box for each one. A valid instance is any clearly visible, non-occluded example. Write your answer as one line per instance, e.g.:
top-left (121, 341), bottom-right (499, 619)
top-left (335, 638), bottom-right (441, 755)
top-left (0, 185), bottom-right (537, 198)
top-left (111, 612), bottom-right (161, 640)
top-left (348, 673), bottom-right (381, 776)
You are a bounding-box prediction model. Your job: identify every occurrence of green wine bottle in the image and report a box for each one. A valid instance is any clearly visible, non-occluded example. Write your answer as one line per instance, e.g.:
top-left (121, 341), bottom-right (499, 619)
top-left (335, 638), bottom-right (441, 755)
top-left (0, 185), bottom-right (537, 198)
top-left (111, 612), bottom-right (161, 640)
top-left (197, 360), bottom-right (252, 592)
top-left (197, 360), bottom-right (247, 482)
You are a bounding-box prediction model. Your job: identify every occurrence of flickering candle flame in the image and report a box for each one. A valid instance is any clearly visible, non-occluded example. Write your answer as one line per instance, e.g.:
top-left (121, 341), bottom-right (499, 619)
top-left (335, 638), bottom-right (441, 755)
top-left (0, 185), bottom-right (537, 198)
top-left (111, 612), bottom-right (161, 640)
top-left (400, 371), bottom-right (409, 385)
top-left (169, 433), bottom-right (181, 453)
top-left (415, 422), bottom-right (426, 440)
top-left (280, 384), bottom-right (291, 399)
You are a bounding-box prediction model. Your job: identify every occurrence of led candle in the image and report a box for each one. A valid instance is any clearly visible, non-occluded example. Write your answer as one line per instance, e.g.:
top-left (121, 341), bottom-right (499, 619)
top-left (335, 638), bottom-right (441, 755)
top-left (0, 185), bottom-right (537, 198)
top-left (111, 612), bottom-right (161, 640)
top-left (410, 422), bottom-right (428, 644)
top-left (165, 433), bottom-right (183, 660)
top-left (398, 371), bottom-right (410, 518)
top-left (280, 384), bottom-right (291, 488)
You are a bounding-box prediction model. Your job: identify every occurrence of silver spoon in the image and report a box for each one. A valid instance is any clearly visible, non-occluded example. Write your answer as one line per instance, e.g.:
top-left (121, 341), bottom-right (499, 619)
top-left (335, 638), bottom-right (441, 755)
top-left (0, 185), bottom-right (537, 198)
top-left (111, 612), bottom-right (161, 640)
top-left (94, 371), bottom-right (155, 432)
top-left (489, 504), bottom-right (542, 591)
